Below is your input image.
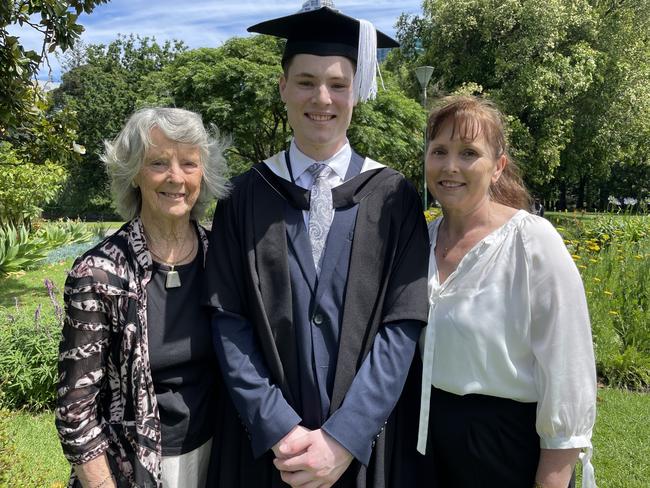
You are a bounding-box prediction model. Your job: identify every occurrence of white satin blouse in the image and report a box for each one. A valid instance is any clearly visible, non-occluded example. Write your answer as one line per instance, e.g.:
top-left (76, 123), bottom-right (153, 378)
top-left (418, 210), bottom-right (597, 487)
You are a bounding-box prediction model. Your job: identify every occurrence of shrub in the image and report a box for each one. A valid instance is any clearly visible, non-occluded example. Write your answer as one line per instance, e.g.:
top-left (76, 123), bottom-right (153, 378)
top-left (36, 219), bottom-right (95, 249)
top-left (0, 224), bottom-right (48, 274)
top-left (0, 280), bottom-right (62, 410)
top-left (563, 214), bottom-right (650, 390)
top-left (0, 142), bottom-right (68, 229)
top-left (1, 220), bottom-right (98, 274)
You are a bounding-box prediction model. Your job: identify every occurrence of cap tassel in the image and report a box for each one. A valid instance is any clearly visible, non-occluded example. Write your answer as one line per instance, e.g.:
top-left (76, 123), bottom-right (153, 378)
top-left (354, 19), bottom-right (378, 103)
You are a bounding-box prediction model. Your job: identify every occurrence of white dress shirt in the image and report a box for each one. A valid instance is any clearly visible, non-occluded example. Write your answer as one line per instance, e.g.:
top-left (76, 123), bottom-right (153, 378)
top-left (418, 210), bottom-right (597, 488)
top-left (287, 139), bottom-right (351, 228)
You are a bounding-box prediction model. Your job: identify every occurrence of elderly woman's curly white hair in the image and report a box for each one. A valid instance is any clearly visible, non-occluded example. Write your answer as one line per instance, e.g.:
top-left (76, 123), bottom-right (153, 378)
top-left (101, 107), bottom-right (230, 220)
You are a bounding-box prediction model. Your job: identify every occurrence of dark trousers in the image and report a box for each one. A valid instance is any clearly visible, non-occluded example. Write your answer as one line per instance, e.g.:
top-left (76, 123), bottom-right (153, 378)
top-left (420, 387), bottom-right (577, 488)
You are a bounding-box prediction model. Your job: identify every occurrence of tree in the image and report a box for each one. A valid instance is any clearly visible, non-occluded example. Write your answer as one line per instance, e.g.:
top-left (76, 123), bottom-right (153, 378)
top-left (348, 76), bottom-right (426, 187)
top-left (558, 0), bottom-right (650, 209)
top-left (393, 0), bottom-right (650, 209)
top-left (0, 0), bottom-right (108, 132)
top-left (50, 35), bottom-right (186, 216)
top-left (0, 91), bottom-right (81, 227)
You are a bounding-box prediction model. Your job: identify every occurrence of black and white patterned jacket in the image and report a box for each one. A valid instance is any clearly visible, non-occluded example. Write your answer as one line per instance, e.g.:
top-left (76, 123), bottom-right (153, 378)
top-left (55, 217), bottom-right (209, 487)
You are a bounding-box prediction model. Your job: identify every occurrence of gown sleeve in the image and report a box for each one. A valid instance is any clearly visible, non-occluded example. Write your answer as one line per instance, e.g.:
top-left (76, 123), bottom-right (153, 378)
top-left (212, 313), bottom-right (301, 458)
top-left (322, 320), bottom-right (420, 465)
top-left (204, 186), bottom-right (301, 458)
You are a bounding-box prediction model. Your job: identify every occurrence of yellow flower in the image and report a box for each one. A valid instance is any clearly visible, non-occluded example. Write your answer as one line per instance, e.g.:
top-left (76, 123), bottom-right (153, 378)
top-left (604, 290), bottom-right (613, 296)
top-left (589, 259), bottom-right (598, 263)
top-left (578, 265), bottom-right (587, 269)
top-left (593, 277), bottom-right (601, 282)
top-left (572, 254), bottom-right (581, 260)
top-left (608, 311), bottom-right (619, 316)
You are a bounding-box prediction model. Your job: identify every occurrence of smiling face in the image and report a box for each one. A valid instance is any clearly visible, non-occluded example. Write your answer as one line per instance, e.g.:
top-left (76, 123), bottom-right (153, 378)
top-left (426, 119), bottom-right (506, 215)
top-left (134, 127), bottom-right (203, 225)
top-left (279, 54), bottom-right (355, 161)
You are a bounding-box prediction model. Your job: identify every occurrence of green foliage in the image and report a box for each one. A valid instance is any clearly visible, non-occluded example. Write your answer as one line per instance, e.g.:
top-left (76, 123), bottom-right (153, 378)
top-left (0, 0), bottom-right (108, 132)
top-left (555, 214), bottom-right (650, 390)
top-left (0, 224), bottom-right (48, 274)
top-left (348, 78), bottom-right (426, 187)
top-left (0, 219), bottom-right (96, 275)
top-left (0, 141), bottom-right (68, 228)
top-left (36, 219), bottom-right (96, 248)
top-left (50, 35), bottom-right (187, 217)
top-left (393, 0), bottom-right (650, 210)
top-left (0, 89), bottom-right (83, 229)
top-left (0, 287), bottom-right (62, 410)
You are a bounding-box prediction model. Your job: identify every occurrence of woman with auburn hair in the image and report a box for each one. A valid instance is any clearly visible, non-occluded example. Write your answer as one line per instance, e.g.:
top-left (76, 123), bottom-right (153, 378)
top-left (417, 96), bottom-right (597, 488)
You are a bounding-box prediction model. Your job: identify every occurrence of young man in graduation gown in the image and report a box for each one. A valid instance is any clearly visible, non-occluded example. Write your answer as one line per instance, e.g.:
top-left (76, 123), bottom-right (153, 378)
top-left (204, 3), bottom-right (428, 487)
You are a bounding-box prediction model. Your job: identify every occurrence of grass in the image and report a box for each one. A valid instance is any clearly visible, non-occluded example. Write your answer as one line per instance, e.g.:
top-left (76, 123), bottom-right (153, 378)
top-left (0, 409), bottom-right (69, 487)
top-left (590, 389), bottom-right (650, 487)
top-left (0, 258), bottom-right (74, 308)
top-left (0, 388), bottom-right (646, 487)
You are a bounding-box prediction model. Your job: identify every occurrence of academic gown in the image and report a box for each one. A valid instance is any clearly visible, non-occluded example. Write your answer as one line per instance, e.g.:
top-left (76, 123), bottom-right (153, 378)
top-left (204, 151), bottom-right (429, 488)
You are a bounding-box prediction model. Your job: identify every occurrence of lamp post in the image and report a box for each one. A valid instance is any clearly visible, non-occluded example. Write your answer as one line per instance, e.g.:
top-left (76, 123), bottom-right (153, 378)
top-left (415, 65), bottom-right (434, 209)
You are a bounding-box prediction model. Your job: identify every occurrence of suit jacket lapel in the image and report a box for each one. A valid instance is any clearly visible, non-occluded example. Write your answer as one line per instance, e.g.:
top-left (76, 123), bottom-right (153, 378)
top-left (284, 204), bottom-right (317, 295)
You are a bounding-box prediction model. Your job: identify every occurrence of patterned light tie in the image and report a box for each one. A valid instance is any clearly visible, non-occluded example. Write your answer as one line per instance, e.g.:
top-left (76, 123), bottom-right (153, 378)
top-left (308, 163), bottom-right (334, 275)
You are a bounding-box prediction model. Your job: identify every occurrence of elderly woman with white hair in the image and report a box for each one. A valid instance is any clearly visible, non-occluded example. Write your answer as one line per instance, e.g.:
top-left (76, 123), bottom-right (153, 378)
top-left (56, 107), bottom-right (230, 488)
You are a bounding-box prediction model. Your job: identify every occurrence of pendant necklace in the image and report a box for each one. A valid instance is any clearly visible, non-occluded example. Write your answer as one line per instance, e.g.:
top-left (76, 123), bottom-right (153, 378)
top-left (149, 237), bottom-right (196, 289)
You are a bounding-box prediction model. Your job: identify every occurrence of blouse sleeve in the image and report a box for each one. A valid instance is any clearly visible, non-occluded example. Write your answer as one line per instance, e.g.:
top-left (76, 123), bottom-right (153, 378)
top-left (55, 258), bottom-right (118, 465)
top-left (523, 217), bottom-right (597, 450)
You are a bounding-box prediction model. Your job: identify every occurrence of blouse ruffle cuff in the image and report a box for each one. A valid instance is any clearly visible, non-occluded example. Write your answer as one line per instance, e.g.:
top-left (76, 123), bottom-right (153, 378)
top-left (540, 433), bottom-right (592, 450)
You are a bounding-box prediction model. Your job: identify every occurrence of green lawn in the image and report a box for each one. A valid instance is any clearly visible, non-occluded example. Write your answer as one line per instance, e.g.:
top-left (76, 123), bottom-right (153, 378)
top-left (0, 388), bottom-right (647, 487)
top-left (590, 388), bottom-right (650, 487)
top-left (0, 409), bottom-right (69, 487)
top-left (0, 258), bottom-right (74, 308)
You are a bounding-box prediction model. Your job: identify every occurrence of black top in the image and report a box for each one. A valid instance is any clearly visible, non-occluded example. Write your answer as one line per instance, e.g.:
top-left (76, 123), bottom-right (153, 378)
top-left (147, 247), bottom-right (217, 455)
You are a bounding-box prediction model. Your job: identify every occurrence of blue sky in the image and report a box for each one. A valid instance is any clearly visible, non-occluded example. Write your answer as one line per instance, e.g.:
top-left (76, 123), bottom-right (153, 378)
top-left (9, 0), bottom-right (423, 83)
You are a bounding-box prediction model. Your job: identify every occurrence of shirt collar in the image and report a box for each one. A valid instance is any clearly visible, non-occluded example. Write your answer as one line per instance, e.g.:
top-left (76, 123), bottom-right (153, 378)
top-left (289, 139), bottom-right (351, 182)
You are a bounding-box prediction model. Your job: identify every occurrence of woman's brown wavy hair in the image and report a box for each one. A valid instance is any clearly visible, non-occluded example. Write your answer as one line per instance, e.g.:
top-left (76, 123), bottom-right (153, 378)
top-left (426, 96), bottom-right (531, 210)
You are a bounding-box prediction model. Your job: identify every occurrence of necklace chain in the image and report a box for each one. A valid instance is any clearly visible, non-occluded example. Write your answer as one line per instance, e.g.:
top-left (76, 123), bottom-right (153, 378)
top-left (149, 238), bottom-right (195, 267)
top-left (144, 227), bottom-right (196, 267)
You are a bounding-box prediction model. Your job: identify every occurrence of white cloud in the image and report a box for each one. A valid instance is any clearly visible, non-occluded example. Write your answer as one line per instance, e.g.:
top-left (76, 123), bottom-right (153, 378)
top-left (8, 0), bottom-right (423, 81)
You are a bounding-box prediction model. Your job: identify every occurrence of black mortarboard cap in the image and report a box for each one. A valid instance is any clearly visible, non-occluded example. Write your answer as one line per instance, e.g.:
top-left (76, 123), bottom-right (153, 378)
top-left (247, 1), bottom-right (399, 101)
top-left (247, 4), bottom-right (399, 63)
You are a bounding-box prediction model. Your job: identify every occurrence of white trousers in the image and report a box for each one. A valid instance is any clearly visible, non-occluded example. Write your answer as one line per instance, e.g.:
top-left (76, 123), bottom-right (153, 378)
top-left (161, 437), bottom-right (212, 488)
